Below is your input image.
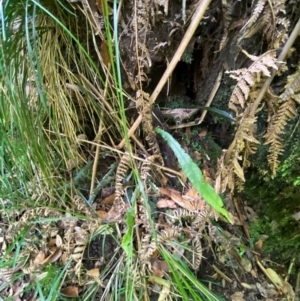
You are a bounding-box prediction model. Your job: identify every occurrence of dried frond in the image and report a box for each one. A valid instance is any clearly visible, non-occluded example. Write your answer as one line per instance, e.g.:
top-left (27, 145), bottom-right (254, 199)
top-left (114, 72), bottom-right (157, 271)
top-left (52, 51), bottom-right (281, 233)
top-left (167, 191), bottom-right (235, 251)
top-left (140, 154), bottom-right (162, 182)
top-left (115, 154), bottom-right (131, 201)
top-left (192, 237), bottom-right (202, 270)
top-left (136, 90), bottom-right (163, 163)
top-left (227, 50), bottom-right (278, 111)
top-left (280, 69), bottom-right (300, 103)
top-left (73, 195), bottom-right (98, 218)
top-left (139, 233), bottom-right (157, 264)
top-left (264, 100), bottom-right (297, 174)
top-left (219, 0), bottom-right (234, 51)
top-left (233, 114), bottom-right (260, 180)
top-left (241, 0), bottom-right (267, 35)
top-left (238, 0), bottom-right (289, 48)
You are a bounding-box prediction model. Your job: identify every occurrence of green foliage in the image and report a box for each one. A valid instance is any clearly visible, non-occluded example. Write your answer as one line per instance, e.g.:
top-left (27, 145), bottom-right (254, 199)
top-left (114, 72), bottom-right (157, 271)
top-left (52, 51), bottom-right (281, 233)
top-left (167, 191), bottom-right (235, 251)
top-left (246, 120), bottom-right (300, 265)
top-left (250, 215), bottom-right (300, 266)
top-left (160, 246), bottom-right (226, 301)
top-left (182, 128), bottom-right (222, 163)
top-left (181, 48), bottom-right (193, 64)
top-left (155, 128), bottom-right (231, 222)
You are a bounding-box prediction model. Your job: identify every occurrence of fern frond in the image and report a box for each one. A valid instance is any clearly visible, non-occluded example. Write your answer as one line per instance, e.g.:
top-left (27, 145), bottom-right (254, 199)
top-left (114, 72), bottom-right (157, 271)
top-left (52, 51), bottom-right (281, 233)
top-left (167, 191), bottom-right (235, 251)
top-left (241, 0), bottom-right (267, 34)
top-left (238, 0), bottom-right (289, 48)
top-left (219, 0), bottom-right (234, 51)
top-left (280, 69), bottom-right (300, 103)
top-left (115, 154), bottom-right (131, 200)
top-left (264, 100), bottom-right (297, 174)
top-left (192, 237), bottom-right (202, 270)
top-left (227, 50), bottom-right (278, 110)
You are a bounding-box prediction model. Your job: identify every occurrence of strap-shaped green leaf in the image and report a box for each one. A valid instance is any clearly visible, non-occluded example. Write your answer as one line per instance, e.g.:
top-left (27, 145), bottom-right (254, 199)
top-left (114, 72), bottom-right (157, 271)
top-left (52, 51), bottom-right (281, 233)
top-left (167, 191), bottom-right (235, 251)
top-left (155, 128), bottom-right (232, 222)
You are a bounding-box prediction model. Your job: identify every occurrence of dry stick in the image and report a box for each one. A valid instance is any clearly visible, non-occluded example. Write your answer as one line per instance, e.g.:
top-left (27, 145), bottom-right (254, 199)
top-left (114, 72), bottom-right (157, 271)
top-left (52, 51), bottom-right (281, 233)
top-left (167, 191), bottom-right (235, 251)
top-left (225, 17), bottom-right (300, 164)
top-left (169, 67), bottom-right (223, 129)
top-left (117, 0), bottom-right (213, 149)
top-left (89, 66), bottom-right (111, 197)
top-left (212, 264), bottom-right (233, 283)
top-left (233, 197), bottom-right (250, 240)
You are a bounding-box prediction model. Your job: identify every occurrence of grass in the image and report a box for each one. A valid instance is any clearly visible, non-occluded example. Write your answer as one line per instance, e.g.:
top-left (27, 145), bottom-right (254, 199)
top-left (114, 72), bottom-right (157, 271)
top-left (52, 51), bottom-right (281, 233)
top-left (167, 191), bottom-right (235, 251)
top-left (0, 1), bottom-right (226, 300)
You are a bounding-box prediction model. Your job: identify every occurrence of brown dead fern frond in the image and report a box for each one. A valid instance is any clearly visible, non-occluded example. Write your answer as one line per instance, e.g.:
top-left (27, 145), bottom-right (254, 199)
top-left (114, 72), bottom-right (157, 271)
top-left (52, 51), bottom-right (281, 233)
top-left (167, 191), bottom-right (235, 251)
top-left (218, 0), bottom-right (234, 51)
top-left (227, 50), bottom-right (278, 112)
top-left (280, 69), bottom-right (300, 103)
top-left (238, 0), bottom-right (289, 48)
top-left (240, 0), bottom-right (267, 35)
top-left (136, 90), bottom-right (163, 163)
top-left (115, 154), bottom-right (132, 201)
top-left (106, 154), bottom-right (131, 221)
top-left (263, 66), bottom-right (300, 174)
top-left (264, 100), bottom-right (297, 174)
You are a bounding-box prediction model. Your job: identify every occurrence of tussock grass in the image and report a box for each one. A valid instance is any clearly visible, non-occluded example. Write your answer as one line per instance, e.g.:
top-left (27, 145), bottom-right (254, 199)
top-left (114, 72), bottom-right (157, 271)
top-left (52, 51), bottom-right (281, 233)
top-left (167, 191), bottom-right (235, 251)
top-left (0, 1), bottom-right (223, 300)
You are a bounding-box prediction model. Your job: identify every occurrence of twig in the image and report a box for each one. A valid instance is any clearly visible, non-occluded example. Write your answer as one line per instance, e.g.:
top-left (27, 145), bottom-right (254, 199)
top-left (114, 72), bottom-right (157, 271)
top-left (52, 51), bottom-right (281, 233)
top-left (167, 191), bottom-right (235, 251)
top-left (285, 257), bottom-right (295, 282)
top-left (233, 197), bottom-right (250, 240)
top-left (212, 264), bottom-right (233, 283)
top-left (117, 0), bottom-right (212, 148)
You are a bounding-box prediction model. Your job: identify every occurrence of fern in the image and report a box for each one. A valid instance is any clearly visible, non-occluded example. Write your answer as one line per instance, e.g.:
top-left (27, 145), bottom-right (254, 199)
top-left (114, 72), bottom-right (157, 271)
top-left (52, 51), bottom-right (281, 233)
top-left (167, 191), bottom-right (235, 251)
top-left (240, 0), bottom-right (267, 35)
top-left (264, 64), bottom-right (300, 174)
top-left (264, 99), bottom-right (297, 174)
top-left (238, 0), bottom-right (289, 48)
top-left (227, 49), bottom-right (278, 112)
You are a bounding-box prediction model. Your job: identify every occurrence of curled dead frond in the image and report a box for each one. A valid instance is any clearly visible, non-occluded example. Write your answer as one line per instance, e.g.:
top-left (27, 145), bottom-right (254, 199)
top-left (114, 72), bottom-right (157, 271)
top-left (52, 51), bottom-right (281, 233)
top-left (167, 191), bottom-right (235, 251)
top-left (238, 0), bottom-right (289, 48)
top-left (264, 100), bottom-right (297, 174)
top-left (136, 90), bottom-right (163, 163)
top-left (280, 68), bottom-right (300, 103)
top-left (106, 154), bottom-right (131, 221)
top-left (219, 0), bottom-right (234, 51)
top-left (227, 50), bottom-right (278, 113)
top-left (240, 0), bottom-right (268, 39)
top-left (73, 195), bottom-right (98, 218)
top-left (115, 154), bottom-right (131, 201)
top-left (192, 237), bottom-right (202, 270)
top-left (263, 63), bottom-right (300, 174)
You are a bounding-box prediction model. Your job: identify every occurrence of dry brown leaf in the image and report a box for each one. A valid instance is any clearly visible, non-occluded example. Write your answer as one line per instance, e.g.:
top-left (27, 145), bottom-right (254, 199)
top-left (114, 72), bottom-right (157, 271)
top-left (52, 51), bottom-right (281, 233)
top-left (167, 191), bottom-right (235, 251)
top-left (61, 286), bottom-right (79, 298)
top-left (61, 252), bottom-right (68, 266)
top-left (87, 268), bottom-right (100, 278)
top-left (151, 265), bottom-right (164, 278)
top-left (158, 260), bottom-right (169, 273)
top-left (47, 238), bottom-right (56, 248)
top-left (100, 40), bottom-right (111, 67)
top-left (33, 251), bottom-right (46, 265)
top-left (184, 186), bottom-right (198, 199)
top-left (159, 187), bottom-right (204, 211)
top-left (281, 281), bottom-right (295, 297)
top-left (156, 198), bottom-right (177, 209)
top-left (97, 210), bottom-right (108, 219)
top-left (230, 292), bottom-right (246, 301)
top-left (150, 249), bottom-right (159, 260)
top-left (160, 108), bottom-right (200, 122)
top-left (102, 193), bottom-right (115, 205)
top-left (198, 130), bottom-right (207, 137)
top-left (255, 239), bottom-right (263, 250)
top-left (42, 248), bottom-right (62, 265)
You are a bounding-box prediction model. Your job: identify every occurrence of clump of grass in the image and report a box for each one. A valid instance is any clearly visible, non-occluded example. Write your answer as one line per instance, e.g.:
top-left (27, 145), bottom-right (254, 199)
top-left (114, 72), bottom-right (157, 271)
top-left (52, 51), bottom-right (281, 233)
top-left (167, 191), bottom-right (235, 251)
top-left (0, 1), bottom-right (226, 300)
